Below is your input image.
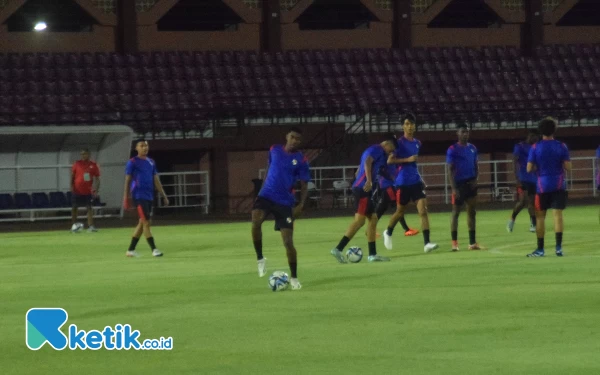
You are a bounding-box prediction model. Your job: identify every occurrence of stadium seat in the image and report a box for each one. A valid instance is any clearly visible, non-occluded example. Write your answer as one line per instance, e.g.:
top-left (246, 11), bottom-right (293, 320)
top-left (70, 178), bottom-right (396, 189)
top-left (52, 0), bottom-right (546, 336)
top-left (14, 193), bottom-right (32, 209)
top-left (31, 193), bottom-right (50, 209)
top-left (0, 193), bottom-right (15, 210)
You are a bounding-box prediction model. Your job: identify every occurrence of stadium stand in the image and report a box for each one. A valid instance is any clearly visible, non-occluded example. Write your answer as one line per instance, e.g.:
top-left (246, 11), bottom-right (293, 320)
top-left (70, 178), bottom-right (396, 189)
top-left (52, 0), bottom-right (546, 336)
top-left (0, 45), bottom-right (599, 135)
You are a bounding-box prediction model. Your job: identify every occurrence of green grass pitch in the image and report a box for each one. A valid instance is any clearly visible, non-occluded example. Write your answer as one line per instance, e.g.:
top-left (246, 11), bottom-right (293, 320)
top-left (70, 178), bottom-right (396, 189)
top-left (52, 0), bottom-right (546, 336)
top-left (1, 206), bottom-right (600, 374)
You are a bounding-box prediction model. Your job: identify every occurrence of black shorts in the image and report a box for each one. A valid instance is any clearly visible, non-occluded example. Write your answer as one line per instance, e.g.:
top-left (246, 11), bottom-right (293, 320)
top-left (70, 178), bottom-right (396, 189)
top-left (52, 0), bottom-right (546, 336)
top-left (253, 196), bottom-right (294, 230)
top-left (375, 186), bottom-right (397, 217)
top-left (72, 194), bottom-right (93, 207)
top-left (453, 179), bottom-right (478, 206)
top-left (396, 183), bottom-right (426, 206)
top-left (352, 187), bottom-right (375, 216)
top-left (134, 199), bottom-right (154, 221)
top-left (535, 190), bottom-right (567, 211)
top-left (518, 182), bottom-right (536, 197)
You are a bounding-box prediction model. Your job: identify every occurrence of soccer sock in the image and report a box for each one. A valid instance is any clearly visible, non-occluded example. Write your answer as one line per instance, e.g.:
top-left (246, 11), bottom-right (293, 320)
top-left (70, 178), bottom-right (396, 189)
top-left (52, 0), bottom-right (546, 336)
top-left (511, 210), bottom-right (518, 221)
top-left (147, 237), bottom-right (156, 250)
top-left (128, 237), bottom-right (140, 251)
top-left (399, 217), bottom-right (409, 231)
top-left (469, 230), bottom-right (476, 245)
top-left (387, 226), bottom-right (395, 235)
top-left (556, 232), bottom-right (563, 249)
top-left (368, 241), bottom-right (376, 256)
top-left (423, 229), bottom-right (431, 245)
top-left (253, 240), bottom-right (263, 260)
top-left (289, 262), bottom-right (297, 278)
top-left (530, 215), bottom-right (537, 226)
top-left (336, 236), bottom-right (350, 252)
top-left (537, 237), bottom-right (544, 250)
top-left (451, 231), bottom-right (458, 241)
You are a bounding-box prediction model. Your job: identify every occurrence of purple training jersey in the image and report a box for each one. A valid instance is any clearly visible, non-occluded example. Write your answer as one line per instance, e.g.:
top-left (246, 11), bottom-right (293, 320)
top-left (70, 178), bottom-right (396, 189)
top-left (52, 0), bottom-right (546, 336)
top-left (446, 143), bottom-right (478, 183)
top-left (527, 139), bottom-right (570, 193)
top-left (513, 141), bottom-right (536, 184)
top-left (379, 163), bottom-right (397, 190)
top-left (258, 145), bottom-right (311, 207)
top-left (353, 144), bottom-right (387, 189)
top-left (125, 156), bottom-right (157, 201)
top-left (394, 136), bottom-right (422, 186)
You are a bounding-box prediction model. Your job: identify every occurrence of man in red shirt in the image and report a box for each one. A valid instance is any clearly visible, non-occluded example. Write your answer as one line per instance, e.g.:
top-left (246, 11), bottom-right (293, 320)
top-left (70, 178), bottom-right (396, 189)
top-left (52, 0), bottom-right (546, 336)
top-left (71, 149), bottom-right (101, 232)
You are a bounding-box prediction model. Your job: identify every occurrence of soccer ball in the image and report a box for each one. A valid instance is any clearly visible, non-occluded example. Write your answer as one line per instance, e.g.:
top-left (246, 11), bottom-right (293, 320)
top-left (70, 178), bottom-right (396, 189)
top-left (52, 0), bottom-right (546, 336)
top-left (71, 222), bottom-right (84, 232)
top-left (346, 246), bottom-right (363, 263)
top-left (268, 271), bottom-right (290, 292)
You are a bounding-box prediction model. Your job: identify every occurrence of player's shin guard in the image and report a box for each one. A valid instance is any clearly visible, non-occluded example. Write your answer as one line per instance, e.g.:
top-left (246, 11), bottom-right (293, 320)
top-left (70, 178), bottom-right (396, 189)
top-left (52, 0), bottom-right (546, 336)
top-left (129, 237), bottom-right (140, 251)
top-left (423, 229), bottom-right (431, 245)
top-left (147, 236), bottom-right (156, 250)
top-left (336, 236), bottom-right (350, 252)
top-left (253, 240), bottom-right (263, 260)
top-left (368, 241), bottom-right (376, 256)
top-left (537, 237), bottom-right (544, 250)
top-left (468, 231), bottom-right (476, 245)
top-left (399, 218), bottom-right (408, 232)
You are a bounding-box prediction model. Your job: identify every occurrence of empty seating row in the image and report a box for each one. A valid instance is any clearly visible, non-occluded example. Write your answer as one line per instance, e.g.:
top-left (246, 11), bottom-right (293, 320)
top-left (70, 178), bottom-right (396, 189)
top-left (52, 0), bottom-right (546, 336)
top-left (1, 45), bottom-right (599, 70)
top-left (0, 192), bottom-right (104, 210)
top-left (2, 56), bottom-right (600, 82)
top-left (0, 46), bottom-right (599, 128)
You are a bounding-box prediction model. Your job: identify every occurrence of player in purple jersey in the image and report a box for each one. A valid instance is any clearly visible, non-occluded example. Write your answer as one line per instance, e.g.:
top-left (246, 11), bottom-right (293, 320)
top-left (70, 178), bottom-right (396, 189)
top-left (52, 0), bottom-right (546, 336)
top-left (507, 129), bottom-right (540, 233)
top-left (372, 162), bottom-right (418, 237)
top-left (526, 118), bottom-right (571, 257)
top-left (123, 140), bottom-right (170, 258)
top-left (385, 113), bottom-right (438, 253)
top-left (330, 134), bottom-right (397, 263)
top-left (446, 124), bottom-right (483, 251)
top-left (252, 128), bottom-right (310, 289)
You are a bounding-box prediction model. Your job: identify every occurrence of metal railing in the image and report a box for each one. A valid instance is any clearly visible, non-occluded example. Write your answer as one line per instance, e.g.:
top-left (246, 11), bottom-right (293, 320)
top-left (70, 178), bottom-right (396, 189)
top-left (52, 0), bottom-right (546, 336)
top-left (259, 157), bottom-right (598, 207)
top-left (1, 94), bottom-right (599, 138)
top-left (156, 171), bottom-right (210, 214)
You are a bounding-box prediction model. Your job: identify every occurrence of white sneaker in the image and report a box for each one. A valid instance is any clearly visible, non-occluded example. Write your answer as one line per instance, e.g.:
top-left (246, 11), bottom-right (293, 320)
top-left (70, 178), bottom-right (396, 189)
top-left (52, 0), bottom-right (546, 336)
top-left (126, 250), bottom-right (140, 257)
top-left (506, 220), bottom-right (514, 233)
top-left (383, 230), bottom-right (393, 250)
top-left (330, 248), bottom-right (347, 263)
top-left (290, 278), bottom-right (302, 290)
top-left (424, 243), bottom-right (439, 253)
top-left (87, 225), bottom-right (98, 233)
top-left (257, 258), bottom-right (267, 277)
top-left (152, 249), bottom-right (163, 257)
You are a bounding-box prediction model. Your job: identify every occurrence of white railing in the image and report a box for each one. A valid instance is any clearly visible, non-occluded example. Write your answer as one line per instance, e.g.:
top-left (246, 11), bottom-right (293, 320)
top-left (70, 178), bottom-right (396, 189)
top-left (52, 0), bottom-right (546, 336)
top-left (259, 157), bottom-right (598, 207)
top-left (156, 171), bottom-right (210, 214)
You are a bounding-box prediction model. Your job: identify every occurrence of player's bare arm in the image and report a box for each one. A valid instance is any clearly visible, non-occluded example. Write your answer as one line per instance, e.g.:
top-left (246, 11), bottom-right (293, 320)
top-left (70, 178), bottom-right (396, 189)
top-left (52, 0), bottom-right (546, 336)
top-left (363, 156), bottom-right (374, 192)
top-left (71, 170), bottom-right (75, 192)
top-left (387, 153), bottom-right (417, 164)
top-left (513, 155), bottom-right (521, 186)
top-left (93, 176), bottom-right (101, 197)
top-left (153, 175), bottom-right (170, 206)
top-left (123, 174), bottom-right (132, 208)
top-left (526, 161), bottom-right (536, 173)
top-left (471, 158), bottom-right (479, 188)
top-left (447, 163), bottom-right (458, 198)
top-left (293, 180), bottom-right (308, 218)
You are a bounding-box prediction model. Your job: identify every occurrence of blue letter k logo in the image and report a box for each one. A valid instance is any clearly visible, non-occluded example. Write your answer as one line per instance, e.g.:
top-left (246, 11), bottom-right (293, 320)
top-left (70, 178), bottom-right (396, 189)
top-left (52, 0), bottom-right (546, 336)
top-left (26, 308), bottom-right (68, 350)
